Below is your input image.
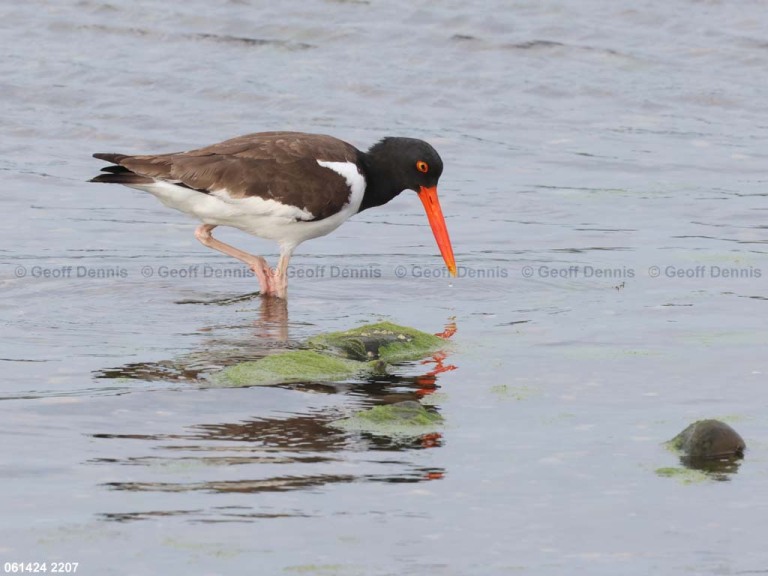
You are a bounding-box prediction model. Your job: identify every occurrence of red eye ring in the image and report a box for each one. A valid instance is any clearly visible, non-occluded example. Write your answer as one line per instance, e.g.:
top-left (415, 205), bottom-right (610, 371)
top-left (416, 161), bottom-right (429, 173)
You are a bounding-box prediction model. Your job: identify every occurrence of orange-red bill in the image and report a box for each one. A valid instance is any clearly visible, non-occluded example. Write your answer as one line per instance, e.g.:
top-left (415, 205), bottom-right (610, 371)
top-left (418, 186), bottom-right (457, 277)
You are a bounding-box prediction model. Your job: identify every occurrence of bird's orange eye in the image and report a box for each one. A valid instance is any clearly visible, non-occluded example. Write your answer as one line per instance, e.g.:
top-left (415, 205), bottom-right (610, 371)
top-left (416, 161), bottom-right (429, 173)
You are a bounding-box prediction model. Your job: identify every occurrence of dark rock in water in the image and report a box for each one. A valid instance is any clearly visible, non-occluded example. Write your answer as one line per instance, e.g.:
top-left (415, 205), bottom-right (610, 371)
top-left (668, 419), bottom-right (746, 464)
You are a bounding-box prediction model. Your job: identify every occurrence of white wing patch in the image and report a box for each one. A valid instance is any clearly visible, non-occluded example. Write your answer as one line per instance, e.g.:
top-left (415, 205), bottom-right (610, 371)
top-left (316, 160), bottom-right (366, 210)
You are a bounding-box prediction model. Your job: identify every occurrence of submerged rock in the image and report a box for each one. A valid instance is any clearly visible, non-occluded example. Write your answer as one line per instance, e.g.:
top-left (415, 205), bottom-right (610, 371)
top-left (308, 322), bottom-right (446, 362)
top-left (331, 400), bottom-right (444, 437)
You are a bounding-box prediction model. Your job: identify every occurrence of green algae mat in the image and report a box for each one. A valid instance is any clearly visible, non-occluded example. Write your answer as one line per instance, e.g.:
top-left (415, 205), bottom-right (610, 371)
top-left (308, 322), bottom-right (446, 363)
top-left (331, 401), bottom-right (444, 437)
top-left (214, 322), bottom-right (449, 387)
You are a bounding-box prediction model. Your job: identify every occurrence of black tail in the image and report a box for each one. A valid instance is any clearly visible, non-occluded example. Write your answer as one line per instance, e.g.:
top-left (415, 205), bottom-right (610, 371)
top-left (90, 153), bottom-right (153, 184)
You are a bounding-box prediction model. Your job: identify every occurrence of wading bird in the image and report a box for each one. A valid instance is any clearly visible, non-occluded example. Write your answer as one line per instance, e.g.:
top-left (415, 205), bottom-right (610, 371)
top-left (91, 132), bottom-right (456, 298)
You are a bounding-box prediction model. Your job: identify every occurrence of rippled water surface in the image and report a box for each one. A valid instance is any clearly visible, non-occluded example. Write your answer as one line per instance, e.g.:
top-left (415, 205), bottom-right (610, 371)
top-left (2, 1), bottom-right (768, 574)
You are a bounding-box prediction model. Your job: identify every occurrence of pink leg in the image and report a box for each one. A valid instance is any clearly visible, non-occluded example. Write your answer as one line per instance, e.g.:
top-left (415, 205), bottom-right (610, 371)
top-left (195, 224), bottom-right (279, 296)
top-left (270, 249), bottom-right (294, 299)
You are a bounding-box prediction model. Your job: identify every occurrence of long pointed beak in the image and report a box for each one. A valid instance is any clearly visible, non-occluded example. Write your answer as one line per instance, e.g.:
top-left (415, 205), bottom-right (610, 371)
top-left (418, 186), bottom-right (457, 277)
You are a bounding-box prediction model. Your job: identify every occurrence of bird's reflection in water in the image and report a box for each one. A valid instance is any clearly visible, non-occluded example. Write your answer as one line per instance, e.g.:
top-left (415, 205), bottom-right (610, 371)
top-left (96, 296), bottom-right (293, 381)
top-left (92, 297), bottom-right (455, 522)
top-left (178, 291), bottom-right (293, 345)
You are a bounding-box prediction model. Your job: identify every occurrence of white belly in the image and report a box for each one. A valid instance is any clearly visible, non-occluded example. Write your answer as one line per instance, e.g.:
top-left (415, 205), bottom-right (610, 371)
top-left (129, 160), bottom-right (366, 251)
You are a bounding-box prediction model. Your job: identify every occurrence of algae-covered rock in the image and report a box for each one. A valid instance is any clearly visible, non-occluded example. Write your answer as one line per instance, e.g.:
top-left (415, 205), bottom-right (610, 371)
top-left (331, 401), bottom-right (444, 437)
top-left (215, 350), bottom-right (364, 387)
top-left (667, 419), bottom-right (746, 462)
top-left (308, 322), bottom-right (446, 362)
top-left (214, 322), bottom-right (449, 387)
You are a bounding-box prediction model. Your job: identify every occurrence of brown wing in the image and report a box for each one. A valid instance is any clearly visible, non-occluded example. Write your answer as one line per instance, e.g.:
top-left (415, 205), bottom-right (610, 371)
top-left (92, 132), bottom-right (363, 221)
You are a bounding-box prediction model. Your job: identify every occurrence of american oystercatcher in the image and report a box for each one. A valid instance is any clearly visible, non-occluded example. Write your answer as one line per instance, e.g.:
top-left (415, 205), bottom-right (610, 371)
top-left (91, 131), bottom-right (456, 298)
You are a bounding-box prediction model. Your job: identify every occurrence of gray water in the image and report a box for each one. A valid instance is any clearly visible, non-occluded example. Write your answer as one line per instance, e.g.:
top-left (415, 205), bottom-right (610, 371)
top-left (2, 1), bottom-right (768, 574)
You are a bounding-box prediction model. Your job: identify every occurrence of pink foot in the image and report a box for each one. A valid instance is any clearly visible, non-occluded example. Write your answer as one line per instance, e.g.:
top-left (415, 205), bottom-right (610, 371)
top-left (249, 263), bottom-right (287, 299)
